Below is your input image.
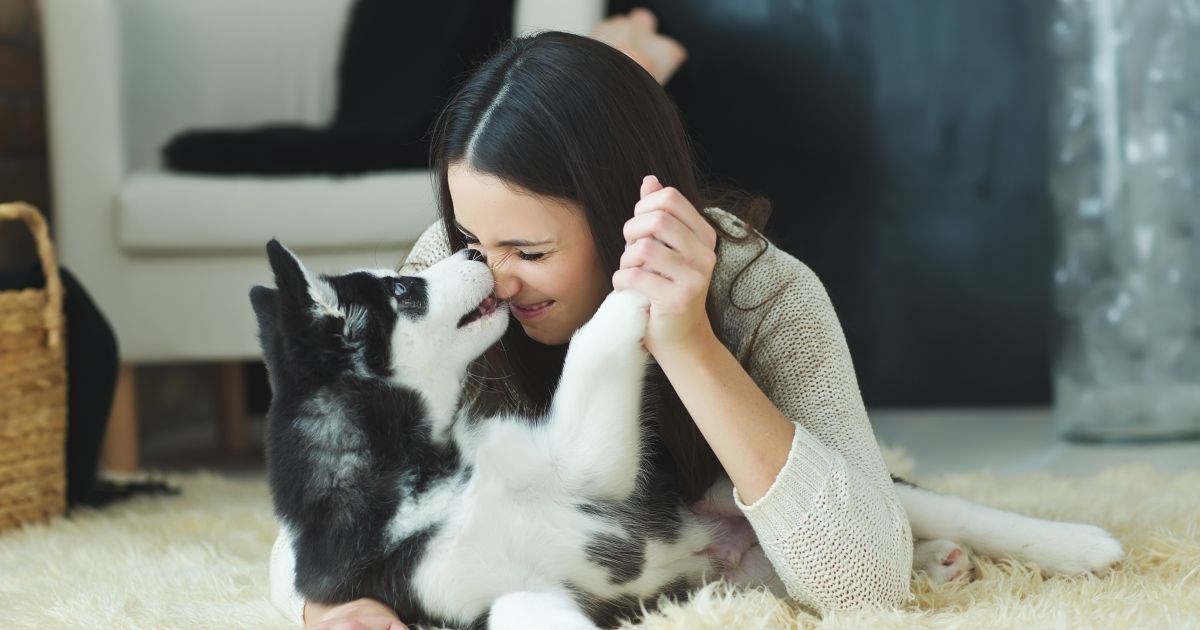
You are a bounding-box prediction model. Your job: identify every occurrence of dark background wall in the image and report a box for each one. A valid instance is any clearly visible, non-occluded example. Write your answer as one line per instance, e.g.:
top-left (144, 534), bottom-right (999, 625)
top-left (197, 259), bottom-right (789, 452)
top-left (6, 0), bottom-right (1057, 414)
top-left (610, 0), bottom-right (1055, 407)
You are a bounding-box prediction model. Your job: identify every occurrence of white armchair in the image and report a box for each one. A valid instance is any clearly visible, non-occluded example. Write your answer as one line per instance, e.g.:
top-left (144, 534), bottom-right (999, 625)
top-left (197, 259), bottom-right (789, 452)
top-left (39, 0), bottom-right (603, 470)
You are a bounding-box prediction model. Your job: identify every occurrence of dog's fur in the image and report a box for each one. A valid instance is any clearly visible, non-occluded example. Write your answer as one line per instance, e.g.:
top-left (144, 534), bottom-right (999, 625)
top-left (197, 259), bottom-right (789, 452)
top-left (252, 241), bottom-right (1125, 628)
top-left (253, 242), bottom-right (767, 628)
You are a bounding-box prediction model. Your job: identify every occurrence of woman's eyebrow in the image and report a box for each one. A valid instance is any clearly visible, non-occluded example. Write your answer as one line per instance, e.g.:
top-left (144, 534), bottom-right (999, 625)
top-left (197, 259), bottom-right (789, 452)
top-left (454, 221), bottom-right (552, 247)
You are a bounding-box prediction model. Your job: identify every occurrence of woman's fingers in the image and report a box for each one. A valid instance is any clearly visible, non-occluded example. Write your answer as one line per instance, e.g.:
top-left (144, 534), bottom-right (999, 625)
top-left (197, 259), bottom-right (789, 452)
top-left (634, 178), bottom-right (717, 250)
top-left (624, 209), bottom-right (692, 255)
top-left (620, 238), bottom-right (711, 298)
top-left (640, 173), bottom-right (664, 199)
top-left (623, 176), bottom-right (718, 287)
top-left (612, 264), bottom-right (673, 297)
top-left (624, 210), bottom-right (718, 273)
top-left (622, 235), bottom-right (683, 280)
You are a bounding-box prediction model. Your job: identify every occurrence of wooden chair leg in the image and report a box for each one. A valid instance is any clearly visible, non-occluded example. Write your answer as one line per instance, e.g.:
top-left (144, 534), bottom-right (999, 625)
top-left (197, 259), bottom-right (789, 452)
top-left (103, 363), bottom-right (139, 472)
top-left (215, 361), bottom-right (248, 455)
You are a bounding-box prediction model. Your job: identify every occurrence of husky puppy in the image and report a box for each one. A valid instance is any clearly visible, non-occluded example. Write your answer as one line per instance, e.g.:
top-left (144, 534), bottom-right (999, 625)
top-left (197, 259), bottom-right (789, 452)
top-left (252, 241), bottom-right (1123, 628)
top-left (252, 242), bottom-right (741, 629)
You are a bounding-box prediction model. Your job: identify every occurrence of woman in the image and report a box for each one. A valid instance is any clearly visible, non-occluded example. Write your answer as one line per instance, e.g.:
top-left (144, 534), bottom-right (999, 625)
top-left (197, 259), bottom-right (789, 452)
top-left (276, 26), bottom-right (912, 630)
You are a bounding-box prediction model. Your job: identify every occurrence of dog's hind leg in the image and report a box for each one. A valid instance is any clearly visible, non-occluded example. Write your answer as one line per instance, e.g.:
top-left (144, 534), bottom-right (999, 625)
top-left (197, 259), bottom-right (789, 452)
top-left (894, 481), bottom-right (1124, 576)
top-left (543, 290), bottom-right (651, 501)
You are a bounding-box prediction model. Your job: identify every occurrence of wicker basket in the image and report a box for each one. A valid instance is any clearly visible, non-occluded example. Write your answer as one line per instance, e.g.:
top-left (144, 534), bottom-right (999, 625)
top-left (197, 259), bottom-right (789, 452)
top-left (0, 202), bottom-right (67, 533)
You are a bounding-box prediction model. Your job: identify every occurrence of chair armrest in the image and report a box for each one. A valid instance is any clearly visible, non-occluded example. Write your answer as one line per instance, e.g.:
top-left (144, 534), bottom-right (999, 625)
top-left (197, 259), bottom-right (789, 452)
top-left (40, 0), bottom-right (126, 296)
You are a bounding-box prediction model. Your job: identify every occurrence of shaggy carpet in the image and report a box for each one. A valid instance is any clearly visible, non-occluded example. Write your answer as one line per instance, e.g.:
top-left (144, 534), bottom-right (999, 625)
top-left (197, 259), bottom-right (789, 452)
top-left (1, 447), bottom-right (1198, 629)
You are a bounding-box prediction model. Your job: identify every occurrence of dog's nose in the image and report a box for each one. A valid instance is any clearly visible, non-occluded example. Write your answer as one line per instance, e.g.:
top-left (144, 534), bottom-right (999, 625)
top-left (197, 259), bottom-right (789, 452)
top-left (465, 248), bottom-right (487, 263)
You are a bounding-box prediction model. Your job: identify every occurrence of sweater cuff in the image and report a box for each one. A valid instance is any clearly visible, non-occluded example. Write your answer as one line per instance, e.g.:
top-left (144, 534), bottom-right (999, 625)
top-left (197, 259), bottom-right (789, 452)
top-left (733, 422), bottom-right (840, 544)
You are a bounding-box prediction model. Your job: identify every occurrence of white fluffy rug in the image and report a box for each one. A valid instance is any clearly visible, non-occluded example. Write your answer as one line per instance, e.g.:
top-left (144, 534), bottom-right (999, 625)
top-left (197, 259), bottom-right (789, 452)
top-left (2, 447), bottom-right (1198, 629)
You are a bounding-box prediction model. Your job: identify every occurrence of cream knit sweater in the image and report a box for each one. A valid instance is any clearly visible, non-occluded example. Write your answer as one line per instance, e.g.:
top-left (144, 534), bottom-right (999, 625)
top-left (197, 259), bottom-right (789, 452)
top-left (268, 208), bottom-right (913, 623)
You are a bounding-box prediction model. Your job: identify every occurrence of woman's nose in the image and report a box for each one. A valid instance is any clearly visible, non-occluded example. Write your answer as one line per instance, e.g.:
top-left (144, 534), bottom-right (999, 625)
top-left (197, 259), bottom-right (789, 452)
top-left (492, 268), bottom-right (520, 301)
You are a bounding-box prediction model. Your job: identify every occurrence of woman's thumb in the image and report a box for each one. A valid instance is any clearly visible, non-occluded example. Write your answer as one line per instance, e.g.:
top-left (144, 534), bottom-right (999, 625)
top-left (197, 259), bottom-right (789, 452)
top-left (640, 174), bottom-right (663, 199)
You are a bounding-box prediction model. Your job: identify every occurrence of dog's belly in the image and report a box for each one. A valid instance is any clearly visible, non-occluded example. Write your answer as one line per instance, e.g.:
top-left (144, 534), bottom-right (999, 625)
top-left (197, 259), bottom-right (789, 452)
top-left (408, 476), bottom-right (716, 624)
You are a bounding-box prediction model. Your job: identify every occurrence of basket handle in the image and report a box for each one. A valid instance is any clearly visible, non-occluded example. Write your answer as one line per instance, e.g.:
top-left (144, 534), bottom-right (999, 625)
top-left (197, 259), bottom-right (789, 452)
top-left (0, 202), bottom-right (65, 350)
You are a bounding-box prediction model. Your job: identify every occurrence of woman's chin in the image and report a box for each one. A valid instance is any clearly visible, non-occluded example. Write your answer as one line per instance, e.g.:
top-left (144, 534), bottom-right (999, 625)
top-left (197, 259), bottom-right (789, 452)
top-left (520, 322), bottom-right (570, 346)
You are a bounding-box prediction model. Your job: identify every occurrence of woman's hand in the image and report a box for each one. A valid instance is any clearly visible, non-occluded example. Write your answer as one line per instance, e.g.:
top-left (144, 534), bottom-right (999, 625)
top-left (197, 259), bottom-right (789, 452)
top-left (613, 175), bottom-right (719, 357)
top-left (304, 598), bottom-right (408, 630)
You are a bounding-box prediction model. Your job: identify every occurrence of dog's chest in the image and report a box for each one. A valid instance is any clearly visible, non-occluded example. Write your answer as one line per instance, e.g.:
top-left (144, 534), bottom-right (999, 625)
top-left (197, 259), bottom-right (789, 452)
top-left (399, 472), bottom-right (621, 621)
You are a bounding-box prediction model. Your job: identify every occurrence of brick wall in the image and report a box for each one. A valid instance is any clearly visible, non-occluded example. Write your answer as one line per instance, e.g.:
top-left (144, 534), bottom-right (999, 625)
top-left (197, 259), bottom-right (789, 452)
top-left (0, 0), bottom-right (50, 268)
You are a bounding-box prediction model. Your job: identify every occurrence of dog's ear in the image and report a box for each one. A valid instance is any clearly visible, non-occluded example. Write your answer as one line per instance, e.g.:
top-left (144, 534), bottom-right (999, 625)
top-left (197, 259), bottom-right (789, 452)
top-left (267, 239), bottom-right (312, 300)
top-left (263, 239), bottom-right (346, 348)
top-left (249, 285), bottom-right (283, 392)
top-left (249, 285), bottom-right (279, 350)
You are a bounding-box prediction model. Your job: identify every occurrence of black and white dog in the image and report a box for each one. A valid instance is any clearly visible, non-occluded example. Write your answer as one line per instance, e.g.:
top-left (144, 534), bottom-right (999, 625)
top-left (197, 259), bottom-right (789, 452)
top-left (252, 242), bottom-right (760, 629)
top-left (251, 241), bottom-right (1123, 628)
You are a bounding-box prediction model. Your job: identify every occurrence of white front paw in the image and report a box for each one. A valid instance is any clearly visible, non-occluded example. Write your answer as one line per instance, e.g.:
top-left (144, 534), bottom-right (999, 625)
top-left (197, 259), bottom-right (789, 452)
top-left (574, 290), bottom-right (650, 354)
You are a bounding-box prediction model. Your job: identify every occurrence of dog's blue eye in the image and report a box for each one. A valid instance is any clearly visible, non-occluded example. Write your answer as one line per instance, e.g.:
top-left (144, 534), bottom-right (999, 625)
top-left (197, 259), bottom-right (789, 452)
top-left (393, 279), bottom-right (408, 298)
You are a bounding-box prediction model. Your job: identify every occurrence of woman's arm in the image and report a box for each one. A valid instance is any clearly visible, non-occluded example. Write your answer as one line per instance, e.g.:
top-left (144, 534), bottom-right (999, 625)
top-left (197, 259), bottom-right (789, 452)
top-left (658, 266), bottom-right (914, 613)
top-left (615, 183), bottom-right (912, 613)
top-left (654, 332), bottom-right (794, 504)
top-left (304, 600), bottom-right (407, 630)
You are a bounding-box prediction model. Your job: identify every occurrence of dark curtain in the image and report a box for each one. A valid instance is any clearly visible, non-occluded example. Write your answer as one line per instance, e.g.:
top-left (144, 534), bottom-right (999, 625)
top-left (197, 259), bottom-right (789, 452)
top-left (610, 0), bottom-right (1053, 406)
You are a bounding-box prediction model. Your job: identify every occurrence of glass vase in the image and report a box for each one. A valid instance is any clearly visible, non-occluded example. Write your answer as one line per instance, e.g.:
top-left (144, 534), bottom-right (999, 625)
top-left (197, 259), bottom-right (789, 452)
top-left (1049, 0), bottom-right (1200, 442)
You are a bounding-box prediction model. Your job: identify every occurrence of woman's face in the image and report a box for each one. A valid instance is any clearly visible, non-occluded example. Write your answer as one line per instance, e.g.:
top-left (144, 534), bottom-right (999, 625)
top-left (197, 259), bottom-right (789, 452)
top-left (448, 163), bottom-right (611, 346)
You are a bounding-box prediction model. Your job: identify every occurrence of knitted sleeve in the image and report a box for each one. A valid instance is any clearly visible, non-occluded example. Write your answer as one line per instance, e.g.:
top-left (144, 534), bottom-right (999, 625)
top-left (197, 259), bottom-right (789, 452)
top-left (728, 252), bottom-right (913, 614)
top-left (397, 219), bottom-right (451, 275)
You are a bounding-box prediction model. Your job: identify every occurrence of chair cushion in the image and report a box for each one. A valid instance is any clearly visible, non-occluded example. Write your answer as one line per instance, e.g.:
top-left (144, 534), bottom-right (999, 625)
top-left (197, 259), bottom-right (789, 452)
top-left (117, 170), bottom-right (438, 253)
top-left (159, 1), bottom-right (515, 177)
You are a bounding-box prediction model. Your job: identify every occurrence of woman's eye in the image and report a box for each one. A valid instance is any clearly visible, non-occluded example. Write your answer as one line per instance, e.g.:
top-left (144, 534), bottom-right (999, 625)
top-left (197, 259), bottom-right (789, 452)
top-left (393, 279), bottom-right (408, 298)
top-left (517, 251), bottom-right (545, 261)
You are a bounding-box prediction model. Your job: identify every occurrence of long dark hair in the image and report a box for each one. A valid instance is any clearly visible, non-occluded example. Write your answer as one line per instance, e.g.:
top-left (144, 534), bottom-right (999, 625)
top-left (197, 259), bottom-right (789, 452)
top-left (430, 31), bottom-right (770, 502)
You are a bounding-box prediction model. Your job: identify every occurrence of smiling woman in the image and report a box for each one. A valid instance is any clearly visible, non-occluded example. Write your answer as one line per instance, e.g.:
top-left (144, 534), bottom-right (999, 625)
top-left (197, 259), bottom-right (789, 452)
top-left (448, 164), bottom-right (610, 345)
top-left (278, 28), bottom-right (918, 630)
top-left (414, 25), bottom-right (914, 607)
top-left (427, 32), bottom-right (755, 496)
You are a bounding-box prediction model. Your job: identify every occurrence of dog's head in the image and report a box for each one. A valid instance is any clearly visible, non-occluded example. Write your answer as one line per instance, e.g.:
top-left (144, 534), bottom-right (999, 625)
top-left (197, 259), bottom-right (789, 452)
top-left (250, 241), bottom-right (508, 389)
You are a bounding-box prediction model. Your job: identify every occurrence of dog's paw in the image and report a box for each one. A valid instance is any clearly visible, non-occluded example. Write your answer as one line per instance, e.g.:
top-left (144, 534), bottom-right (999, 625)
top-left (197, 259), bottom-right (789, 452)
top-left (914, 539), bottom-right (974, 584)
top-left (577, 289), bottom-right (650, 352)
